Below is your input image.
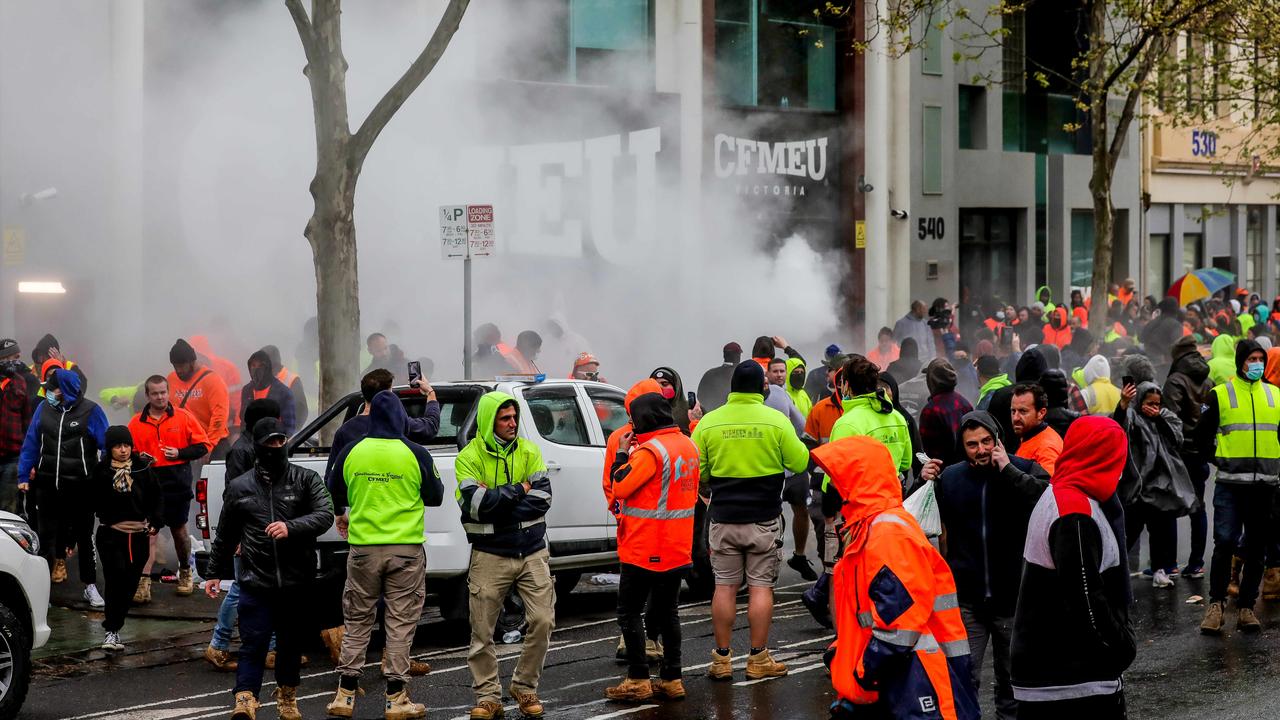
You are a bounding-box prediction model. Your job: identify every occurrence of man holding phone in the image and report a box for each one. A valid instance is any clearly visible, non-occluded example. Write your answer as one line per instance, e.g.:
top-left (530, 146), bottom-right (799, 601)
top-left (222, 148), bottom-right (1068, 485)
top-left (128, 375), bottom-right (211, 601)
top-left (324, 369), bottom-right (441, 491)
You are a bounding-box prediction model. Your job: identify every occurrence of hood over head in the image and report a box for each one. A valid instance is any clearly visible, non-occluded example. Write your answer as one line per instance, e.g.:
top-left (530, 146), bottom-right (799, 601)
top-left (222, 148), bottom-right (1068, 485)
top-left (261, 345), bottom-right (284, 371)
top-left (1052, 416), bottom-right (1127, 514)
top-left (1014, 347), bottom-right (1049, 384)
top-left (730, 361), bottom-right (767, 395)
top-left (1049, 306), bottom-right (1069, 329)
top-left (1038, 344), bottom-right (1061, 370)
top-left (247, 349), bottom-right (274, 389)
top-left (1156, 296), bottom-right (1182, 318)
top-left (925, 358), bottom-right (958, 395)
top-left (1121, 354), bottom-right (1155, 385)
top-left (49, 368), bottom-right (82, 406)
top-left (1211, 333), bottom-right (1237, 361)
top-left (474, 390), bottom-right (518, 453)
top-left (1236, 338), bottom-right (1265, 379)
top-left (1266, 347), bottom-right (1280, 386)
top-left (367, 389), bottom-right (408, 439)
top-left (1036, 285), bottom-right (1053, 304)
top-left (899, 338), bottom-right (920, 361)
top-left (1040, 369), bottom-right (1072, 409)
top-left (1083, 354), bottom-right (1112, 385)
top-left (785, 357), bottom-right (807, 391)
top-left (1258, 336), bottom-right (1274, 352)
top-left (630, 393), bottom-right (676, 435)
top-left (958, 410), bottom-right (1002, 443)
top-left (1170, 336), bottom-right (1209, 382)
top-left (243, 398), bottom-right (282, 432)
top-left (625, 379), bottom-right (665, 413)
top-left (811, 436), bottom-right (902, 526)
top-left (1134, 380), bottom-right (1162, 407)
top-left (1068, 328), bottom-right (1095, 355)
top-left (32, 333), bottom-right (58, 363)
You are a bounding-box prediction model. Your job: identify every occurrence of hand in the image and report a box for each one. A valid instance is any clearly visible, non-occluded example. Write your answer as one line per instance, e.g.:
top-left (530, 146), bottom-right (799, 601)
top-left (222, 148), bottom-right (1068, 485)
top-left (1011, 333), bottom-right (1022, 352)
top-left (17, 482), bottom-right (28, 493)
top-left (991, 441), bottom-right (1011, 470)
top-left (522, 482), bottom-right (533, 493)
top-left (772, 336), bottom-right (789, 350)
top-left (110, 396), bottom-right (129, 409)
top-left (205, 579), bottom-right (221, 598)
top-left (336, 514), bottom-right (349, 540)
top-left (920, 459), bottom-right (944, 483)
top-left (952, 350), bottom-right (968, 362)
top-left (265, 521), bottom-right (289, 540)
top-left (1119, 383), bottom-right (1137, 409)
top-left (417, 380), bottom-right (435, 398)
top-left (689, 402), bottom-right (704, 421)
top-left (162, 445), bottom-right (180, 460)
top-left (149, 525), bottom-right (161, 536)
top-left (618, 430), bottom-right (635, 450)
top-left (28, 468), bottom-right (34, 481)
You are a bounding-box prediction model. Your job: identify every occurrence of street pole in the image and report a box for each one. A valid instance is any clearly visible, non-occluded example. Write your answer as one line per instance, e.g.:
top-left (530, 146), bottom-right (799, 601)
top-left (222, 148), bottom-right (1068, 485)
top-left (863, 0), bottom-right (890, 351)
top-left (463, 250), bottom-right (472, 379)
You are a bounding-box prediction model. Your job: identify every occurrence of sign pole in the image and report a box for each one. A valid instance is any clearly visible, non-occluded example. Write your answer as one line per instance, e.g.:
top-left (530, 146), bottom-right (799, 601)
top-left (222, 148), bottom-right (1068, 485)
top-left (463, 248), bottom-right (473, 379)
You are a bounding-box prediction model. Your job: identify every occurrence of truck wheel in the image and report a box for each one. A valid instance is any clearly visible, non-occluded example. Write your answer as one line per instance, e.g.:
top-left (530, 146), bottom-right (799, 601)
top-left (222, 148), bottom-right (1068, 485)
top-left (684, 503), bottom-right (714, 599)
top-left (554, 571), bottom-right (582, 598)
top-left (0, 602), bottom-right (31, 720)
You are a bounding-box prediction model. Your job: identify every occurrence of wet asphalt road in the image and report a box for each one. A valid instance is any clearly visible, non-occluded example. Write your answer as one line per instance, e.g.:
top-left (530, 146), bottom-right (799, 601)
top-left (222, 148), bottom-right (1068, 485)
top-left (23, 501), bottom-right (1280, 720)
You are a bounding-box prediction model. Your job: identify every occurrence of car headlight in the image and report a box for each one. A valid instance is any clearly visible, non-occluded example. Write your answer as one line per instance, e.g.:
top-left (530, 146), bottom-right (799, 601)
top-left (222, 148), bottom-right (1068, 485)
top-left (0, 519), bottom-right (39, 556)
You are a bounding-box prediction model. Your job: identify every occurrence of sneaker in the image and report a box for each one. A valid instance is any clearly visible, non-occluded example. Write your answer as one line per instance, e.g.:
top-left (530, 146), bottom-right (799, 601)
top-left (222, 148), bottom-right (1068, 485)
top-left (1140, 567), bottom-right (1154, 578)
top-left (176, 568), bottom-right (195, 596)
top-left (384, 689), bottom-right (427, 720)
top-left (604, 677), bottom-right (654, 703)
top-left (645, 639), bottom-right (664, 662)
top-left (468, 700), bottom-right (504, 720)
top-left (508, 687), bottom-right (544, 719)
top-left (745, 648), bottom-right (788, 679)
top-left (1167, 566), bottom-right (1181, 578)
top-left (102, 631), bottom-right (124, 651)
top-left (1182, 565), bottom-right (1206, 580)
top-left (1200, 601), bottom-right (1225, 635)
top-left (1238, 607), bottom-right (1262, 633)
top-left (51, 559), bottom-right (68, 584)
top-left (1152, 569), bottom-right (1174, 588)
top-left (84, 584), bottom-right (106, 608)
top-left (707, 649), bottom-right (733, 680)
top-left (652, 678), bottom-right (686, 700)
top-left (230, 690), bottom-right (258, 720)
top-left (787, 553), bottom-right (819, 581)
top-left (274, 686), bottom-right (301, 720)
top-left (204, 645), bottom-right (239, 671)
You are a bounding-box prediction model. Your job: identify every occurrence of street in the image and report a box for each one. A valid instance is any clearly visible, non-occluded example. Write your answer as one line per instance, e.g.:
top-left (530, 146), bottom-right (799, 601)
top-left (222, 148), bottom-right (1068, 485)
top-left (23, 520), bottom-right (1280, 720)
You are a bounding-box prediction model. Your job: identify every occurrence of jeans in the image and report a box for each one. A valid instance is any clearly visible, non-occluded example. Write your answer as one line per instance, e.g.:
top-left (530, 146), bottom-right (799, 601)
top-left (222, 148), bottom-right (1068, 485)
top-left (1209, 482), bottom-right (1275, 607)
top-left (1185, 458), bottom-right (1210, 569)
top-left (959, 602), bottom-right (1017, 720)
top-left (1124, 502), bottom-right (1177, 572)
top-left (234, 585), bottom-right (309, 697)
top-left (0, 459), bottom-right (19, 515)
top-left (211, 557), bottom-right (274, 652)
top-left (617, 564), bottom-right (685, 681)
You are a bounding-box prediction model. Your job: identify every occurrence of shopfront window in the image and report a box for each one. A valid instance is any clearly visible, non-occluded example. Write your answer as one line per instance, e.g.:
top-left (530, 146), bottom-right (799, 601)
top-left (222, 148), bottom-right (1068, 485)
top-left (1070, 211), bottom-right (1094, 288)
top-left (715, 0), bottom-right (837, 110)
top-left (494, 0), bottom-right (652, 87)
top-left (1247, 206), bottom-right (1264, 291)
top-left (1148, 233), bottom-right (1169, 296)
top-left (1183, 233), bottom-right (1203, 275)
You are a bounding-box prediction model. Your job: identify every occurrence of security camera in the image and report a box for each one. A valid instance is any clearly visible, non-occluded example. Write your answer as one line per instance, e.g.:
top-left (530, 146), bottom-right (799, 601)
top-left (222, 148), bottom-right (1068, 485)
top-left (890, 209), bottom-right (909, 219)
top-left (857, 175), bottom-right (873, 193)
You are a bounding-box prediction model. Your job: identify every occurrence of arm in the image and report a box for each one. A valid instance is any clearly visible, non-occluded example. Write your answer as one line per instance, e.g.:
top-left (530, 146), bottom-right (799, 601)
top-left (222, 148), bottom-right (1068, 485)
top-left (508, 448), bottom-right (552, 522)
top-left (206, 494), bottom-right (243, 580)
top-left (454, 450), bottom-right (524, 523)
top-left (407, 400), bottom-right (441, 443)
top-left (279, 387), bottom-right (297, 435)
top-left (87, 406), bottom-right (109, 461)
top-left (1048, 515), bottom-right (1137, 673)
top-left (855, 529), bottom-right (938, 692)
top-left (206, 379), bottom-right (229, 444)
top-left (1196, 391), bottom-right (1221, 459)
top-left (143, 466), bottom-right (165, 531)
top-left (610, 446), bottom-right (661, 501)
top-left (284, 468), bottom-right (336, 539)
top-left (998, 460), bottom-right (1051, 505)
top-left (177, 412), bottom-right (211, 461)
top-left (16, 405), bottom-right (43, 479)
top-left (404, 440), bottom-right (444, 507)
top-left (327, 441), bottom-right (358, 513)
top-left (781, 423), bottom-right (811, 474)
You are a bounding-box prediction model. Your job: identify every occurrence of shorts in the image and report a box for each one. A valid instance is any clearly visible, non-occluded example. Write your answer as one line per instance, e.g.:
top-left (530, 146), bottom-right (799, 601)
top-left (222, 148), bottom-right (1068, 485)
top-left (782, 472), bottom-right (810, 506)
top-left (710, 517), bottom-right (783, 588)
top-left (155, 465), bottom-right (194, 529)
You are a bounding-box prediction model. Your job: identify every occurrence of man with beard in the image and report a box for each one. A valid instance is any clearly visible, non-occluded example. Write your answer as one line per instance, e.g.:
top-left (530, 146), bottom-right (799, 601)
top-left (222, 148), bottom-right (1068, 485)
top-left (167, 338), bottom-right (230, 459)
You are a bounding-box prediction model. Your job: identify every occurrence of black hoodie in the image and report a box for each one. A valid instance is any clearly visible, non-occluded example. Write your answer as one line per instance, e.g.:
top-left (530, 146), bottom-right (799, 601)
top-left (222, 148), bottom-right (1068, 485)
top-left (1163, 336), bottom-right (1212, 457)
top-left (987, 348), bottom-right (1049, 453)
top-left (239, 350), bottom-right (297, 434)
top-left (650, 366), bottom-right (692, 434)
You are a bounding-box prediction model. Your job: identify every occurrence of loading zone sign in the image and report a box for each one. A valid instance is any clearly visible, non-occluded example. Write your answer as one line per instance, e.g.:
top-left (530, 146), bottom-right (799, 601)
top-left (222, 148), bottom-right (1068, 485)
top-left (440, 204), bottom-right (496, 259)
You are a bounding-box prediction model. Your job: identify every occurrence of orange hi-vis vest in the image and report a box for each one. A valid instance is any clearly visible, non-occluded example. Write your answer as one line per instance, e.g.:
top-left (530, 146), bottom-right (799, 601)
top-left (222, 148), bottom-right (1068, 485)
top-left (609, 427), bottom-right (700, 572)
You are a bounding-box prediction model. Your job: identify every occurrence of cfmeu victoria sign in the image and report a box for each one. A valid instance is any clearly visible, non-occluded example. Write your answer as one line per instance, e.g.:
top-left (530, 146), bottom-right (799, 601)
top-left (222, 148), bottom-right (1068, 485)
top-left (707, 109), bottom-right (840, 214)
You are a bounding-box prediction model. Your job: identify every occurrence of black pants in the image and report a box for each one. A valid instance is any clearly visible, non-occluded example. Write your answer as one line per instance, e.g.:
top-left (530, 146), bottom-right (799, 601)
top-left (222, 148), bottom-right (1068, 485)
top-left (1185, 457), bottom-right (1209, 570)
top-left (96, 527), bottom-right (148, 632)
top-left (617, 564), bottom-right (684, 680)
top-left (1209, 483), bottom-right (1274, 607)
top-left (35, 484), bottom-right (96, 584)
top-left (1124, 502), bottom-right (1176, 572)
top-left (1016, 691), bottom-right (1126, 720)
top-left (235, 585), bottom-right (310, 697)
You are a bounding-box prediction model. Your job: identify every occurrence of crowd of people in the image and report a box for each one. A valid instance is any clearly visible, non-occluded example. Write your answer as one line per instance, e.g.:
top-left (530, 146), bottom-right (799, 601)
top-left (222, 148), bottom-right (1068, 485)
top-left (3, 277), bottom-right (1279, 720)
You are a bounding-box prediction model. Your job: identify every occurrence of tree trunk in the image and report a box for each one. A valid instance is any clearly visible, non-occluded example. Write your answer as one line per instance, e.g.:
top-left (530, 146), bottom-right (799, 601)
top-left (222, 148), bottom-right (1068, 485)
top-left (1087, 0), bottom-right (1113, 333)
top-left (309, 161), bottom-right (360, 430)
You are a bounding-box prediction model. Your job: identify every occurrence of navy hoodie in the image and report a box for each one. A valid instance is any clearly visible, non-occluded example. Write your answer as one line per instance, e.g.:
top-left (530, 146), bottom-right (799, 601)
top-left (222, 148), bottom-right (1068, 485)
top-left (328, 390), bottom-right (443, 519)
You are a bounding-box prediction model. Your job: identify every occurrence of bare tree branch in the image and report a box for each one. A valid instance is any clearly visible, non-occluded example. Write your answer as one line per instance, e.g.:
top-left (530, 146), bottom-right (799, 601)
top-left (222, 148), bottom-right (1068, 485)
top-left (284, 0), bottom-right (317, 67)
top-left (350, 0), bottom-right (471, 166)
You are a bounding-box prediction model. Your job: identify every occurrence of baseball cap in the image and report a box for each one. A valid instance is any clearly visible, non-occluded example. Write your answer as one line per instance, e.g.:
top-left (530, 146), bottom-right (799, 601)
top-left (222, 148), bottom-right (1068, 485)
top-left (252, 417), bottom-right (288, 444)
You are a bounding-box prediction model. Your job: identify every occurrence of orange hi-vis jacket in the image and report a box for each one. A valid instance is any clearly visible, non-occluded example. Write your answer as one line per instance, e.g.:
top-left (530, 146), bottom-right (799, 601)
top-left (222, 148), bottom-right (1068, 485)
top-left (813, 436), bottom-right (979, 720)
top-left (167, 366), bottom-right (230, 448)
top-left (609, 426), bottom-right (699, 572)
top-left (603, 379), bottom-right (666, 506)
top-left (128, 405), bottom-right (212, 467)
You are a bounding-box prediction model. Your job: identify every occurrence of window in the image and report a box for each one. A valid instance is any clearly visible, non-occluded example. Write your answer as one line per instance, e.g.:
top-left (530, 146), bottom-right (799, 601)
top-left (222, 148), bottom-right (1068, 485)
top-left (523, 385), bottom-right (590, 447)
top-left (922, 105), bottom-right (943, 194)
top-left (571, 0), bottom-right (651, 85)
top-left (714, 0), bottom-right (837, 110)
top-left (1247, 206), bottom-right (1264, 291)
top-left (1070, 211), bottom-right (1095, 288)
top-left (958, 85), bottom-right (986, 149)
top-left (1183, 233), bottom-right (1203, 275)
top-left (921, 18), bottom-right (942, 75)
top-left (585, 386), bottom-right (629, 440)
top-left (1001, 10), bottom-right (1026, 91)
top-left (1148, 233), bottom-right (1170, 296)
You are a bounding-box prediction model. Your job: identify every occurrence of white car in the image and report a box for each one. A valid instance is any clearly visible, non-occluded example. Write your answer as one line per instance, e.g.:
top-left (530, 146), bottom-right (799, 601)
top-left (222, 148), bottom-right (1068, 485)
top-left (0, 510), bottom-right (50, 717)
top-left (193, 379), bottom-right (713, 620)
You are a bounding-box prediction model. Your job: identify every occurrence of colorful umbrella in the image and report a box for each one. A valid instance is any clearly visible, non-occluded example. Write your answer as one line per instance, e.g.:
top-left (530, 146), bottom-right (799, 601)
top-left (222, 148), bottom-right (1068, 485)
top-left (1167, 267), bottom-right (1236, 306)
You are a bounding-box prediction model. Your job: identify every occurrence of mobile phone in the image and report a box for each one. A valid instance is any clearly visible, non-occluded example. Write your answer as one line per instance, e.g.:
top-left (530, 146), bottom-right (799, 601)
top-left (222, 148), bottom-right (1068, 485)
top-left (687, 391), bottom-right (697, 407)
top-left (1122, 375), bottom-right (1134, 387)
top-left (407, 361), bottom-right (422, 385)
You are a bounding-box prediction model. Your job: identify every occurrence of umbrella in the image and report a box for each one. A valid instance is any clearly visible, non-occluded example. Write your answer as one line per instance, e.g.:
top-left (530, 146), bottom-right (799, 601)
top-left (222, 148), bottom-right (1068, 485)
top-left (1168, 267), bottom-right (1235, 306)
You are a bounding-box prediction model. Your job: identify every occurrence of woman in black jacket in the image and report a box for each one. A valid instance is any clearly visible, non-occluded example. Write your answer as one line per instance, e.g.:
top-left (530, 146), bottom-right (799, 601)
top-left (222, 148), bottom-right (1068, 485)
top-left (93, 425), bottom-right (163, 652)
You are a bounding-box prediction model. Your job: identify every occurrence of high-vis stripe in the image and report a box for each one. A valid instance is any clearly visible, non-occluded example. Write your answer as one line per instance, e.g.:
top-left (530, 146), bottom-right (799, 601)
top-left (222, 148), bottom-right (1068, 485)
top-left (871, 513), bottom-right (910, 527)
top-left (871, 627), bottom-right (921, 647)
top-left (463, 517), bottom-right (545, 535)
top-left (528, 489), bottom-right (552, 501)
top-left (618, 506), bottom-right (696, 519)
top-left (1266, 383), bottom-right (1276, 408)
top-left (933, 592), bottom-right (959, 612)
top-left (1219, 423), bottom-right (1280, 434)
top-left (615, 437), bottom-right (695, 520)
top-left (1225, 381), bottom-right (1239, 409)
top-left (856, 612), bottom-right (874, 628)
top-left (1013, 679), bottom-right (1123, 702)
top-left (468, 486), bottom-right (487, 521)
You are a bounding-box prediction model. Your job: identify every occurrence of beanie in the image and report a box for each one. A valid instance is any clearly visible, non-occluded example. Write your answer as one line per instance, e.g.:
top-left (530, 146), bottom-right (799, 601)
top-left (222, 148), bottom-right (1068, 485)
top-left (730, 360), bottom-right (766, 395)
top-left (170, 339), bottom-right (197, 365)
top-left (105, 425), bottom-right (134, 451)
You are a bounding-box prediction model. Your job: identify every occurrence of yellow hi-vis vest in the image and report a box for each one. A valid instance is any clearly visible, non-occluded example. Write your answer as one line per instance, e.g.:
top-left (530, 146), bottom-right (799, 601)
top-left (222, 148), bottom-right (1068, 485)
top-left (1212, 376), bottom-right (1280, 484)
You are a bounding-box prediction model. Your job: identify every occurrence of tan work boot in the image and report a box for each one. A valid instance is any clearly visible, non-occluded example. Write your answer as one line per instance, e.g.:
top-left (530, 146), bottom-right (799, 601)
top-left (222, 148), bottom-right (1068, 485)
top-left (204, 645), bottom-right (238, 671)
top-left (176, 568), bottom-right (194, 596)
top-left (324, 684), bottom-right (362, 718)
top-left (1200, 600), bottom-right (1225, 635)
top-left (644, 639), bottom-right (664, 662)
top-left (745, 648), bottom-right (788, 679)
top-left (1228, 556), bottom-right (1242, 598)
top-left (468, 699), bottom-right (504, 720)
top-left (707, 649), bottom-right (733, 680)
top-left (52, 559), bottom-right (68, 584)
top-left (133, 576), bottom-right (152, 604)
top-left (274, 686), bottom-right (301, 720)
top-left (380, 658), bottom-right (431, 676)
top-left (652, 678), bottom-right (686, 700)
top-left (1238, 607), bottom-right (1262, 633)
top-left (384, 689), bottom-right (426, 720)
top-left (1262, 567), bottom-right (1280, 601)
top-left (320, 626), bottom-right (345, 665)
top-left (509, 687), bottom-right (544, 718)
top-left (230, 691), bottom-right (258, 720)
top-left (604, 677), bottom-right (653, 702)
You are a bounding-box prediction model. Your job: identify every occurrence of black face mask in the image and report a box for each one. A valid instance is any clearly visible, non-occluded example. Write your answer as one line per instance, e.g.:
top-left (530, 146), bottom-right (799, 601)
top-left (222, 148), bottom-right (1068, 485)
top-left (255, 444), bottom-right (288, 479)
top-left (0, 360), bottom-right (21, 378)
top-left (251, 367), bottom-right (272, 389)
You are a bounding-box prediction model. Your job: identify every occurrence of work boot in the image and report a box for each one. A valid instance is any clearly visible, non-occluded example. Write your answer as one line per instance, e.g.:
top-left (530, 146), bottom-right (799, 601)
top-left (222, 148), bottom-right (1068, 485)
top-left (176, 568), bottom-right (195, 596)
top-left (652, 678), bottom-right (686, 700)
top-left (133, 576), bottom-right (152, 604)
top-left (1262, 568), bottom-right (1280, 601)
top-left (509, 687), bottom-right (544, 719)
top-left (204, 645), bottom-right (238, 671)
top-left (320, 626), bottom-right (345, 665)
top-left (707, 649), bottom-right (733, 680)
top-left (1200, 601), bottom-right (1225, 635)
top-left (324, 683), bottom-right (361, 718)
top-left (52, 559), bottom-right (68, 584)
top-left (380, 657), bottom-right (431, 677)
top-left (745, 649), bottom-right (788, 679)
top-left (468, 699), bottom-right (504, 720)
top-left (1228, 556), bottom-right (1242, 598)
top-left (645, 639), bottom-right (664, 662)
top-left (230, 691), bottom-right (258, 720)
top-left (604, 677), bottom-right (653, 703)
top-left (384, 689), bottom-right (426, 720)
top-left (1238, 607), bottom-right (1262, 633)
top-left (274, 686), bottom-right (301, 720)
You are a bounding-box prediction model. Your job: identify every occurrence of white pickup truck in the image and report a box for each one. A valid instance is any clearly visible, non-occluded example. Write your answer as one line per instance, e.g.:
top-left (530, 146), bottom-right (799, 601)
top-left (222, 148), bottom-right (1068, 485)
top-left (193, 378), bottom-right (713, 620)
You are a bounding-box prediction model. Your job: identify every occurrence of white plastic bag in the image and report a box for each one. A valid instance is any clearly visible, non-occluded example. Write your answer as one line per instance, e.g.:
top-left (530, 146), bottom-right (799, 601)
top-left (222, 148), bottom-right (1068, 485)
top-left (903, 481), bottom-right (941, 538)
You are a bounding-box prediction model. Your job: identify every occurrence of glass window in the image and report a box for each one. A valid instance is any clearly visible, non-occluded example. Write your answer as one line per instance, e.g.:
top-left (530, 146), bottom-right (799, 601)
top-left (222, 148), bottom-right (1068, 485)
top-left (523, 385), bottom-right (591, 447)
top-left (714, 0), bottom-right (837, 110)
top-left (1247, 206), bottom-right (1264, 291)
top-left (922, 105), bottom-right (943, 194)
top-left (571, 0), bottom-right (651, 86)
top-left (585, 386), bottom-right (629, 440)
top-left (958, 85), bottom-right (986, 149)
top-left (1183, 233), bottom-right (1203, 275)
top-left (1070, 211), bottom-right (1095, 289)
top-left (1002, 10), bottom-right (1025, 91)
top-left (1148, 233), bottom-right (1170, 297)
top-left (921, 19), bottom-right (942, 75)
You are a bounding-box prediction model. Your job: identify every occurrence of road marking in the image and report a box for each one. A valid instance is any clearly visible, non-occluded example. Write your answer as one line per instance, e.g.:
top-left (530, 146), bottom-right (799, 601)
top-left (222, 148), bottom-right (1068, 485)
top-left (585, 704), bottom-right (660, 719)
top-left (94, 706), bottom-right (224, 720)
top-left (732, 662), bottom-right (826, 687)
top-left (446, 705), bottom-right (517, 720)
top-left (177, 692), bottom-right (330, 720)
